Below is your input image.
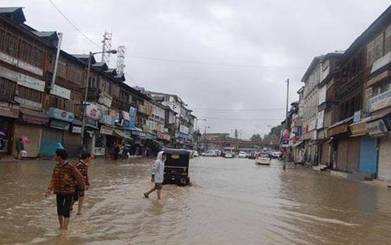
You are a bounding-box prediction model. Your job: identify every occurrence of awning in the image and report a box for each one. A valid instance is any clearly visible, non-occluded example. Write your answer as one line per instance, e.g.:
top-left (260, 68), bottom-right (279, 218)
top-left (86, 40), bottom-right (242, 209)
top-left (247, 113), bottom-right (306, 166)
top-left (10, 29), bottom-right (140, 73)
top-left (20, 108), bottom-right (48, 125)
top-left (100, 125), bottom-right (114, 135)
top-left (114, 129), bottom-right (132, 140)
top-left (328, 116), bottom-right (353, 137)
top-left (349, 117), bottom-right (371, 137)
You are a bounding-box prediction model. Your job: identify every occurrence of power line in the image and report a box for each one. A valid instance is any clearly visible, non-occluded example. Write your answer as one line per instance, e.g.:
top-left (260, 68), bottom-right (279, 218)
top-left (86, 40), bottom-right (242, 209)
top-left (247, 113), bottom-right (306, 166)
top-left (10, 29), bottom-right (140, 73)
top-left (48, 0), bottom-right (100, 48)
top-left (203, 117), bottom-right (283, 121)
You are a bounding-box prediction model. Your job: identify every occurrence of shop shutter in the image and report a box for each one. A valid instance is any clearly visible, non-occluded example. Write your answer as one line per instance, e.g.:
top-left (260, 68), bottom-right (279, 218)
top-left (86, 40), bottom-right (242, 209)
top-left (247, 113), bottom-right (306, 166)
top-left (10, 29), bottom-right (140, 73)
top-left (40, 128), bottom-right (63, 157)
top-left (378, 135), bottom-right (391, 181)
top-left (346, 138), bottom-right (360, 172)
top-left (337, 139), bottom-right (348, 171)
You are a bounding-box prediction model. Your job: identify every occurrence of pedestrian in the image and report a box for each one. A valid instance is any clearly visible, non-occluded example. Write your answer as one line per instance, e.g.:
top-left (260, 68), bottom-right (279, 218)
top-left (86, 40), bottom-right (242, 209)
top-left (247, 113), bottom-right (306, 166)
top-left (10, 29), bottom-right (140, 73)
top-left (144, 151), bottom-right (166, 200)
top-left (46, 149), bottom-right (84, 230)
top-left (113, 143), bottom-right (120, 160)
top-left (15, 137), bottom-right (24, 160)
top-left (73, 152), bottom-right (93, 215)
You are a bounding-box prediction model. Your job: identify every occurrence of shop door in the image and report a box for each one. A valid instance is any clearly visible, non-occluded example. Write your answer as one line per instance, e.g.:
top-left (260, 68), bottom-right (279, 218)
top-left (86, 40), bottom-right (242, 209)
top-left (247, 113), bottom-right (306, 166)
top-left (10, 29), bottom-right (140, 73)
top-left (336, 140), bottom-right (348, 171)
top-left (320, 142), bottom-right (329, 165)
top-left (378, 135), bottom-right (391, 181)
top-left (40, 128), bottom-right (64, 157)
top-left (346, 138), bottom-right (360, 173)
top-left (359, 136), bottom-right (378, 176)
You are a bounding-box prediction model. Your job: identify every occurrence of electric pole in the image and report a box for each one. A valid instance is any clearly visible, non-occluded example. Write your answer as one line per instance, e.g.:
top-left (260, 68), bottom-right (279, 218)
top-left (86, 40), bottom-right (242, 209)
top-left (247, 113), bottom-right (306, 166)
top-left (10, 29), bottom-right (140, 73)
top-left (283, 79), bottom-right (290, 170)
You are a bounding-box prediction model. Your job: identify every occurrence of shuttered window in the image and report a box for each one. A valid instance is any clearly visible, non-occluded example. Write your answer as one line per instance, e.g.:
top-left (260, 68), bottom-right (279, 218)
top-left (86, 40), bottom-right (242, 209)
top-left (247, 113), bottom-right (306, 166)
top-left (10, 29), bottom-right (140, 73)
top-left (0, 78), bottom-right (16, 101)
top-left (0, 27), bottom-right (18, 57)
top-left (17, 86), bottom-right (42, 103)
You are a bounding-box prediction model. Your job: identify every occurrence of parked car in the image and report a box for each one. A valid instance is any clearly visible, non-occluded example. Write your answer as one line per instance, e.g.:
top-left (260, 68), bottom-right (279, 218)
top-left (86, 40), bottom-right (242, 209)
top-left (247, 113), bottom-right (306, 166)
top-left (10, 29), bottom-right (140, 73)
top-left (271, 151), bottom-right (282, 159)
top-left (238, 151), bottom-right (248, 158)
top-left (224, 152), bottom-right (234, 158)
top-left (192, 151), bottom-right (199, 157)
top-left (202, 150), bottom-right (218, 157)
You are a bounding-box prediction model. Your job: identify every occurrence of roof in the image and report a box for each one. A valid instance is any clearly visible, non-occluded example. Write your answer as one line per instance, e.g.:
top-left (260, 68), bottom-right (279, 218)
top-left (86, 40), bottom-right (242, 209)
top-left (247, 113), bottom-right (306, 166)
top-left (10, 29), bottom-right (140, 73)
top-left (343, 5), bottom-right (391, 61)
top-left (301, 55), bottom-right (323, 82)
top-left (0, 7), bottom-right (25, 24)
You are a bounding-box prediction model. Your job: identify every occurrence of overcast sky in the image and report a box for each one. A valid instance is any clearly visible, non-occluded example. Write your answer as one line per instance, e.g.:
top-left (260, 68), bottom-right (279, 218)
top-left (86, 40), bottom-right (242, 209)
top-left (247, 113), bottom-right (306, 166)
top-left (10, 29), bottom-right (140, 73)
top-left (3, 0), bottom-right (390, 138)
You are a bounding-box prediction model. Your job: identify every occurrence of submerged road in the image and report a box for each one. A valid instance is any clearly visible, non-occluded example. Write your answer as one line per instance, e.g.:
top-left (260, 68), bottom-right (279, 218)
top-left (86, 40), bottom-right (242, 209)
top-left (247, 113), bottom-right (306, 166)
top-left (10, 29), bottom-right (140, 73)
top-left (1, 157), bottom-right (391, 244)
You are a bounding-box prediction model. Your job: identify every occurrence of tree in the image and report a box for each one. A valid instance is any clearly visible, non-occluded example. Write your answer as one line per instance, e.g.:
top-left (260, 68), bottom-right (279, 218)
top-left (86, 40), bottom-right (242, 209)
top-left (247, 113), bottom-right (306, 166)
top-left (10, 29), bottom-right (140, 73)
top-left (250, 134), bottom-right (262, 142)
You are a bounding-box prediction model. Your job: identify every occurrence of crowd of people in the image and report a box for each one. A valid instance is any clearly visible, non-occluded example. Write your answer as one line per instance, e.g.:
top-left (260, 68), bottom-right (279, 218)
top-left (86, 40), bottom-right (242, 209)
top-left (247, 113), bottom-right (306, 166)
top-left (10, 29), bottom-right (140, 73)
top-left (45, 146), bottom-right (166, 230)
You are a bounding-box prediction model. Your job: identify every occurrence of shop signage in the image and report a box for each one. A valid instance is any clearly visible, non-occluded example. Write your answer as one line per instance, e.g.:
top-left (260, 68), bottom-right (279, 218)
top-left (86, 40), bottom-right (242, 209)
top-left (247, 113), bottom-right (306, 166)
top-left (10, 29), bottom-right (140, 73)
top-left (48, 107), bottom-right (74, 122)
top-left (368, 89), bottom-right (391, 112)
top-left (121, 111), bottom-right (130, 127)
top-left (71, 126), bottom-right (82, 134)
top-left (14, 96), bottom-right (42, 110)
top-left (129, 106), bottom-right (137, 129)
top-left (100, 125), bottom-right (114, 135)
top-left (367, 119), bottom-right (388, 136)
top-left (121, 111), bottom-right (130, 121)
top-left (350, 122), bottom-right (368, 136)
top-left (0, 51), bottom-right (43, 76)
top-left (98, 92), bottom-right (112, 108)
top-left (17, 73), bottom-right (45, 92)
top-left (353, 111), bottom-right (361, 123)
top-left (0, 102), bottom-right (19, 118)
top-left (157, 132), bottom-right (171, 141)
top-left (50, 84), bottom-right (71, 100)
top-left (50, 120), bottom-right (70, 131)
top-left (85, 103), bottom-right (101, 120)
top-left (100, 114), bottom-right (114, 126)
top-left (179, 125), bottom-right (189, 134)
top-left (86, 118), bottom-right (99, 129)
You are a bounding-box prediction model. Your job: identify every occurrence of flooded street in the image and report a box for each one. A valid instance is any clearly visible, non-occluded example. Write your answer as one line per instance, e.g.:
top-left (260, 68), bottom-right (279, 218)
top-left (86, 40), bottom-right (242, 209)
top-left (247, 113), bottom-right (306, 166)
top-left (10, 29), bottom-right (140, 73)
top-left (1, 157), bottom-right (391, 245)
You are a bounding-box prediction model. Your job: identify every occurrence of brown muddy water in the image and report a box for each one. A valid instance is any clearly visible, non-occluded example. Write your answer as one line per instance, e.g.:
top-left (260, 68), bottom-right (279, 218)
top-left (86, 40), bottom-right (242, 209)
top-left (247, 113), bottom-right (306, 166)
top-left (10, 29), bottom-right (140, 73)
top-left (1, 157), bottom-right (391, 245)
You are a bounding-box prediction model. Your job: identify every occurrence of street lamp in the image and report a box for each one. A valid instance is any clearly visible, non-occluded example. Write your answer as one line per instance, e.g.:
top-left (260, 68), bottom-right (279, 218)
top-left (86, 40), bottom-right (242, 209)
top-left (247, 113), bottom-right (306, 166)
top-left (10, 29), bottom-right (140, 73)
top-left (80, 49), bottom-right (117, 153)
top-left (203, 126), bottom-right (210, 152)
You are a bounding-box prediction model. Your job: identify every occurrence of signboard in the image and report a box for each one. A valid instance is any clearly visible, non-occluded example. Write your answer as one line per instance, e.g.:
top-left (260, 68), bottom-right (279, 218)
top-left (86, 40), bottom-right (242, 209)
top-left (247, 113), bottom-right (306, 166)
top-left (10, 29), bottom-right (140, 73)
top-left (98, 92), bottom-right (112, 108)
top-left (129, 106), bottom-right (137, 129)
top-left (100, 114), bottom-right (114, 126)
top-left (14, 96), bottom-right (42, 110)
top-left (0, 102), bottom-right (19, 118)
top-left (50, 84), bottom-right (71, 100)
top-left (100, 125), bottom-right (114, 135)
top-left (367, 119), bottom-right (388, 136)
top-left (50, 120), bottom-right (70, 131)
top-left (17, 73), bottom-right (45, 92)
top-left (179, 124), bottom-right (189, 134)
top-left (85, 103), bottom-right (101, 120)
top-left (0, 51), bottom-right (43, 76)
top-left (94, 147), bottom-right (105, 156)
top-left (353, 111), bottom-right (361, 123)
top-left (368, 89), bottom-right (391, 112)
top-left (48, 107), bottom-right (74, 122)
top-left (121, 111), bottom-right (130, 121)
top-left (71, 126), bottom-right (82, 134)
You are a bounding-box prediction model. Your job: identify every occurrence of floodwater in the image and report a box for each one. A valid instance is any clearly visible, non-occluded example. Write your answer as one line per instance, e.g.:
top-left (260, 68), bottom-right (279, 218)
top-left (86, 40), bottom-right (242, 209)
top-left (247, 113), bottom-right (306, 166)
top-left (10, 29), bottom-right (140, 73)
top-left (1, 157), bottom-right (391, 245)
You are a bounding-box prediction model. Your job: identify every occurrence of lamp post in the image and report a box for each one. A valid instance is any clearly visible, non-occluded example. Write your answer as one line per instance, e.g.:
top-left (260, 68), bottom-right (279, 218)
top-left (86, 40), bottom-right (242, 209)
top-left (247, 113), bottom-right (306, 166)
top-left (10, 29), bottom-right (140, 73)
top-left (80, 49), bottom-right (117, 153)
top-left (203, 126), bottom-right (210, 152)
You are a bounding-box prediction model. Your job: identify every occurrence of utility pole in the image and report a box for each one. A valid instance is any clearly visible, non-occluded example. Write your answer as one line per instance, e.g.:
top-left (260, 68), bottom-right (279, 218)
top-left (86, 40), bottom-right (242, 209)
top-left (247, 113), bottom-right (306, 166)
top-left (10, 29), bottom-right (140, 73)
top-left (283, 79), bottom-right (290, 170)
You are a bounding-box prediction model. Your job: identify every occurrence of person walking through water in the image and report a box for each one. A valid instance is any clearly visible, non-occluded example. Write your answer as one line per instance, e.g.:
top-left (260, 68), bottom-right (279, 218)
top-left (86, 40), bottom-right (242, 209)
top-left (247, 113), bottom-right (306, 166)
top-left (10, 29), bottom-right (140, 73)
top-left (46, 149), bottom-right (84, 230)
top-left (15, 137), bottom-right (24, 160)
top-left (144, 151), bottom-right (166, 200)
top-left (73, 152), bottom-right (93, 215)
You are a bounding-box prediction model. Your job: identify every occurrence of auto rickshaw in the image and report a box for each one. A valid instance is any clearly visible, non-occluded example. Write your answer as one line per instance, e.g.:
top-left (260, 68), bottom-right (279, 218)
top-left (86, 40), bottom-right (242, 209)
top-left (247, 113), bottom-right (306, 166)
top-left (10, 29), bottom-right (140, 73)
top-left (163, 148), bottom-right (191, 185)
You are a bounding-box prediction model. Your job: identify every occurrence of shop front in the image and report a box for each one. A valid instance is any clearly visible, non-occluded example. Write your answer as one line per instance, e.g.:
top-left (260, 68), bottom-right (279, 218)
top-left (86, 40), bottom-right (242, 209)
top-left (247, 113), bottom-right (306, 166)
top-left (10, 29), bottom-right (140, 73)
top-left (15, 108), bottom-right (49, 158)
top-left (157, 132), bottom-right (171, 146)
top-left (368, 113), bottom-right (391, 181)
top-left (328, 117), bottom-right (360, 172)
top-left (64, 118), bottom-right (82, 157)
top-left (39, 108), bottom-right (74, 157)
top-left (0, 101), bottom-right (19, 156)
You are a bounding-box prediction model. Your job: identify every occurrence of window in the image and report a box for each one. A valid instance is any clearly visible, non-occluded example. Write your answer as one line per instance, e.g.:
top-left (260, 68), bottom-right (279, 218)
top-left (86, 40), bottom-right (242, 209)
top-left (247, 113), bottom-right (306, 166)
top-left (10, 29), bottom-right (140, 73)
top-left (48, 95), bottom-right (65, 110)
top-left (0, 78), bottom-right (16, 101)
top-left (17, 86), bottom-right (42, 103)
top-left (0, 28), bottom-right (18, 57)
top-left (19, 40), bottom-right (44, 68)
top-left (373, 82), bottom-right (390, 96)
top-left (57, 60), bottom-right (67, 78)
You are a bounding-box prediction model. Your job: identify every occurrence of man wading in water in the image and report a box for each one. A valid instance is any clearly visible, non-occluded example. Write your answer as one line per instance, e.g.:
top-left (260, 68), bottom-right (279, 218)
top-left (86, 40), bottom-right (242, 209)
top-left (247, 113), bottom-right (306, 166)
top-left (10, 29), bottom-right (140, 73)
top-left (144, 151), bottom-right (166, 200)
top-left (46, 149), bottom-right (84, 230)
top-left (73, 152), bottom-right (93, 215)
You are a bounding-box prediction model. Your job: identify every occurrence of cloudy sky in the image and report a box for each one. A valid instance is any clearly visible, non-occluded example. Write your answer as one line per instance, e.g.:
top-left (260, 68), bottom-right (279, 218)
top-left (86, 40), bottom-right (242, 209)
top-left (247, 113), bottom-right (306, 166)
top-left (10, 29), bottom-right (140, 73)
top-left (4, 0), bottom-right (390, 138)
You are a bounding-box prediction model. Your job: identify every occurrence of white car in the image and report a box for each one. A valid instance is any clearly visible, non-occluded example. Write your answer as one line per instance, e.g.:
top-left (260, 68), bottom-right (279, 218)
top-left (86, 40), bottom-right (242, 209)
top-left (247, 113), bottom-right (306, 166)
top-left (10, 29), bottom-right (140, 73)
top-left (192, 151), bottom-right (199, 157)
top-left (238, 151), bottom-right (248, 158)
top-left (255, 154), bottom-right (271, 165)
top-left (202, 150), bottom-right (217, 157)
top-left (224, 152), bottom-right (234, 158)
